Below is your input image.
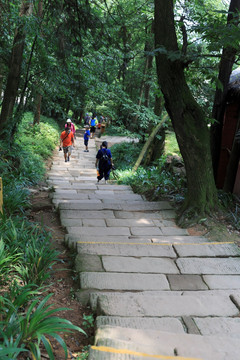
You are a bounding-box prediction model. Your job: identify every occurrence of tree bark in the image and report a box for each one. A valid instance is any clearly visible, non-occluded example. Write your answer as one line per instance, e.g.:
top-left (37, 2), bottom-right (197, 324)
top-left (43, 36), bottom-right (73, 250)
top-left (154, 0), bottom-right (218, 224)
top-left (211, 0), bottom-right (240, 180)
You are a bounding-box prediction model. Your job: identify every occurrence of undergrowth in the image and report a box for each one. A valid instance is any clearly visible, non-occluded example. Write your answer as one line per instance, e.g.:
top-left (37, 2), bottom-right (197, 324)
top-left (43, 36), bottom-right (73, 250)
top-left (0, 112), bottom-right (86, 359)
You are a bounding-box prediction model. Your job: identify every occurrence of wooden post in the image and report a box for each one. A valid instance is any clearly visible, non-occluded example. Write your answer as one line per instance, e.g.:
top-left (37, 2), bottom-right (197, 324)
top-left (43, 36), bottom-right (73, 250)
top-left (0, 177), bottom-right (3, 214)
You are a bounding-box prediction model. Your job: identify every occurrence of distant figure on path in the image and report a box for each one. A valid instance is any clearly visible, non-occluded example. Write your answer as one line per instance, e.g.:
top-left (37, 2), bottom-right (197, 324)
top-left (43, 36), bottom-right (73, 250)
top-left (84, 125), bottom-right (90, 152)
top-left (84, 113), bottom-right (90, 126)
top-left (95, 141), bottom-right (113, 184)
top-left (60, 127), bottom-right (74, 162)
top-left (65, 118), bottom-right (76, 139)
top-left (90, 114), bottom-right (98, 139)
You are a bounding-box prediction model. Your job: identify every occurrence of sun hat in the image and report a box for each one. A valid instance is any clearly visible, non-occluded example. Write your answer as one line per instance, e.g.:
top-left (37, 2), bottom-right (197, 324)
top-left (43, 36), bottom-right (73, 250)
top-left (67, 119), bottom-right (71, 123)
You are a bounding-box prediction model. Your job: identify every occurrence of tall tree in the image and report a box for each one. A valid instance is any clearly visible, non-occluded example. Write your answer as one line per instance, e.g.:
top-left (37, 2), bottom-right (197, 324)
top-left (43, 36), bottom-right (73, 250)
top-left (154, 0), bottom-right (218, 224)
top-left (0, 0), bottom-right (32, 139)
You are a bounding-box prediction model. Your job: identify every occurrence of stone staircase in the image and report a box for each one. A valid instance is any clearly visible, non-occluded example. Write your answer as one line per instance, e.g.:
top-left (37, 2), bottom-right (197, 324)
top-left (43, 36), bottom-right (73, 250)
top-left (48, 130), bottom-right (240, 360)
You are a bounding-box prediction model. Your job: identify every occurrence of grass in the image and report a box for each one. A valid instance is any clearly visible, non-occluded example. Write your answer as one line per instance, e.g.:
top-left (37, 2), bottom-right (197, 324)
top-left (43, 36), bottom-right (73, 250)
top-left (164, 131), bottom-right (181, 156)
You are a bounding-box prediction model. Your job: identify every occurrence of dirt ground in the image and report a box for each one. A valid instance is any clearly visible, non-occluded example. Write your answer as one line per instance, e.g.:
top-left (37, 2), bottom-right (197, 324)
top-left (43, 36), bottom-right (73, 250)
top-left (28, 187), bottom-right (94, 360)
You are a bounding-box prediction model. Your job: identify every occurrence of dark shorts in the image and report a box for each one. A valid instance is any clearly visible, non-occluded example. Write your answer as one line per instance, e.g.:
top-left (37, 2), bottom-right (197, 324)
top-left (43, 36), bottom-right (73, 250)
top-left (84, 139), bottom-right (89, 146)
top-left (63, 146), bottom-right (70, 154)
top-left (90, 126), bottom-right (96, 133)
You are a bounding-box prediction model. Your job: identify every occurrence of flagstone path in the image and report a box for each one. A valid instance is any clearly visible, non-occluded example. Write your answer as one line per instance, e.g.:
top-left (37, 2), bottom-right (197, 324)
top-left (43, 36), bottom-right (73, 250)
top-left (48, 130), bottom-right (240, 360)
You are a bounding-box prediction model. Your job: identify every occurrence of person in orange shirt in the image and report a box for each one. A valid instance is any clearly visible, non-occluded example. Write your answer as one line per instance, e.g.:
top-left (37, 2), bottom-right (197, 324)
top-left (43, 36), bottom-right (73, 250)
top-left (60, 127), bottom-right (74, 162)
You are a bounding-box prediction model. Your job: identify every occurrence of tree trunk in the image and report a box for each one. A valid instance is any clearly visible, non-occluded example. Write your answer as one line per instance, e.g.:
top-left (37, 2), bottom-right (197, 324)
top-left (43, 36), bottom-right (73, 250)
top-left (133, 114), bottom-right (167, 172)
top-left (144, 94), bottom-right (165, 166)
top-left (0, 0), bottom-right (32, 139)
top-left (211, 0), bottom-right (240, 180)
top-left (154, 0), bottom-right (218, 224)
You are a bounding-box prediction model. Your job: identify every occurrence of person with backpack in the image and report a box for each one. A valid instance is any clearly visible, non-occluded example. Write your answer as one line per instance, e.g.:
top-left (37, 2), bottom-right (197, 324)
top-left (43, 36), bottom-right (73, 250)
top-left (95, 141), bottom-right (113, 184)
top-left (60, 127), bottom-right (74, 162)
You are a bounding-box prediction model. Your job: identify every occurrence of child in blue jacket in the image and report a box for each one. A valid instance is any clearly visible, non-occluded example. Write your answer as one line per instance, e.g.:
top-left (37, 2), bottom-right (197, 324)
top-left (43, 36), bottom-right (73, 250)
top-left (84, 125), bottom-right (90, 152)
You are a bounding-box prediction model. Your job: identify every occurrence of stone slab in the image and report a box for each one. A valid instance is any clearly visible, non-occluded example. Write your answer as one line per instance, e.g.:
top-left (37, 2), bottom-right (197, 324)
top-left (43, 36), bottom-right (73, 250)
top-left (75, 254), bottom-right (104, 272)
top-left (89, 291), bottom-right (183, 310)
top-left (59, 203), bottom-right (123, 210)
top-left (106, 219), bottom-right (154, 227)
top-left (96, 316), bottom-right (185, 333)
top-left (60, 210), bottom-right (115, 219)
top-left (130, 227), bottom-right (163, 236)
top-left (54, 199), bottom-right (101, 206)
top-left (95, 194), bottom-right (143, 201)
top-left (52, 193), bottom-right (89, 200)
top-left (114, 211), bottom-right (163, 220)
top-left (54, 189), bottom-right (77, 194)
top-left (136, 235), bottom-right (207, 244)
top-left (82, 219), bottom-right (106, 227)
top-left (80, 272), bottom-right (170, 290)
top-left (119, 201), bottom-right (172, 211)
top-left (167, 274), bottom-right (208, 290)
top-left (60, 184), bottom-right (97, 190)
top-left (96, 293), bottom-right (238, 317)
top-left (194, 317), bottom-right (240, 338)
top-left (102, 256), bottom-right (179, 273)
top-left (177, 258), bottom-right (240, 275)
top-left (62, 218), bottom-right (83, 227)
top-left (203, 275), bottom-right (240, 289)
top-left (90, 329), bottom-right (240, 360)
top-left (77, 243), bottom-right (176, 257)
top-left (67, 227), bottom-right (131, 236)
top-left (161, 227), bottom-right (189, 236)
top-left (67, 235), bottom-right (148, 243)
top-left (174, 243), bottom-right (240, 257)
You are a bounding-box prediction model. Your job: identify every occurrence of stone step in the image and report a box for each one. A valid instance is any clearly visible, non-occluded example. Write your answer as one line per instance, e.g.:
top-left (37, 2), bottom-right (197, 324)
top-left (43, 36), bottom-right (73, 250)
top-left (80, 272), bottom-right (170, 291)
top-left (58, 201), bottom-right (173, 211)
top-left (174, 242), bottom-right (240, 258)
top-left (88, 326), bottom-right (240, 360)
top-left (93, 292), bottom-right (238, 317)
top-left (177, 257), bottom-right (240, 274)
top-left (95, 316), bottom-right (185, 334)
top-left (87, 290), bottom-right (240, 310)
top-left (75, 241), bottom-right (176, 257)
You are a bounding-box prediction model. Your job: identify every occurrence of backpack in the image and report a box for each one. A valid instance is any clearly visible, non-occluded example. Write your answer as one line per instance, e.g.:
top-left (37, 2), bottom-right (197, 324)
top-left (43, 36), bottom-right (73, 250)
top-left (101, 149), bottom-right (109, 163)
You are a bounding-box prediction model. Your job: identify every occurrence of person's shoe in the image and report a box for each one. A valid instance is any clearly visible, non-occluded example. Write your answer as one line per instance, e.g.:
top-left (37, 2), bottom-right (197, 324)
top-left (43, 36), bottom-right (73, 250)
top-left (84, 150), bottom-right (87, 152)
top-left (67, 156), bottom-right (70, 161)
top-left (86, 150), bottom-right (89, 152)
top-left (105, 180), bottom-right (108, 184)
top-left (65, 159), bottom-right (67, 162)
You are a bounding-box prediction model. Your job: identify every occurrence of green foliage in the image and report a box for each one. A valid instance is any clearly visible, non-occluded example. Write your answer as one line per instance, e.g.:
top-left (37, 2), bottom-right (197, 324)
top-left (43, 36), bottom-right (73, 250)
top-left (0, 217), bottom-right (58, 287)
top-left (82, 313), bottom-right (95, 330)
top-left (0, 292), bottom-right (86, 360)
top-left (111, 139), bottom-right (185, 199)
top-left (15, 112), bottom-right (60, 160)
top-left (110, 142), bottom-right (143, 170)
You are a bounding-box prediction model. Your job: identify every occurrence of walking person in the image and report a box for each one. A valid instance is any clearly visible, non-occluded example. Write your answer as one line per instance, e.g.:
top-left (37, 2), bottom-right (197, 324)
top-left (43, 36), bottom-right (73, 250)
top-left (95, 141), bottom-right (113, 184)
top-left (60, 127), bottom-right (74, 162)
top-left (90, 114), bottom-right (98, 139)
top-left (84, 113), bottom-right (90, 126)
top-left (65, 118), bottom-right (76, 138)
top-left (83, 125), bottom-right (90, 152)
